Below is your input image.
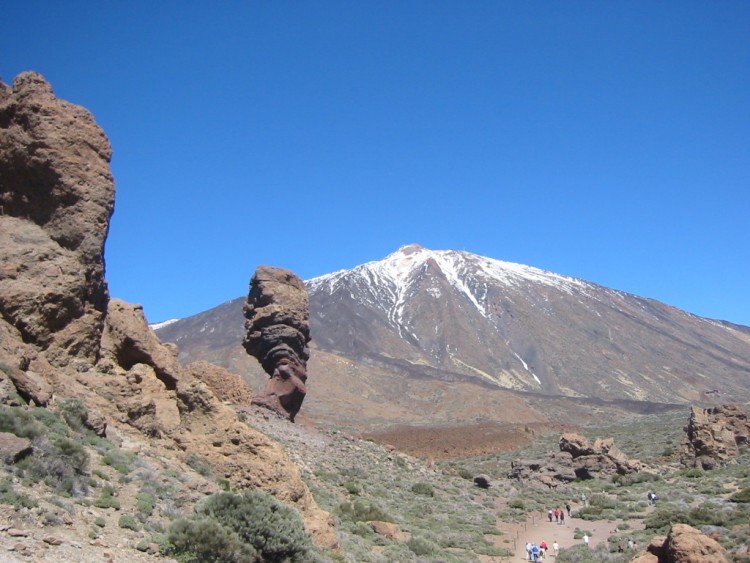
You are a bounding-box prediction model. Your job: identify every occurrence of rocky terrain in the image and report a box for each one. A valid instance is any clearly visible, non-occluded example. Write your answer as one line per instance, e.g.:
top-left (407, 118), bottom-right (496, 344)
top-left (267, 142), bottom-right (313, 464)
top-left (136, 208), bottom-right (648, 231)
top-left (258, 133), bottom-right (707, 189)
top-left (0, 71), bottom-right (335, 560)
top-left (2, 70), bottom-right (749, 563)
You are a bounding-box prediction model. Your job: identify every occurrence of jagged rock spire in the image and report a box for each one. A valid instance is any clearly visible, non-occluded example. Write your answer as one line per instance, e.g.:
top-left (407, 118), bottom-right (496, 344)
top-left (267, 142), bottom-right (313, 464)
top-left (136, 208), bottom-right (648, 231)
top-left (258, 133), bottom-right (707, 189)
top-left (243, 266), bottom-right (310, 422)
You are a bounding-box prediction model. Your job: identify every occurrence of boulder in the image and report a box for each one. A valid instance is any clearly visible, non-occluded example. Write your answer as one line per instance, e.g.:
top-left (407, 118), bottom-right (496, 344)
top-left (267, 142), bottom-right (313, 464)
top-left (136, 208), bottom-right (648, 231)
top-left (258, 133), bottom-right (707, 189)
top-left (184, 360), bottom-right (253, 405)
top-left (99, 299), bottom-right (181, 389)
top-left (640, 523), bottom-right (728, 563)
top-left (0, 432), bottom-right (32, 462)
top-left (243, 266), bottom-right (310, 421)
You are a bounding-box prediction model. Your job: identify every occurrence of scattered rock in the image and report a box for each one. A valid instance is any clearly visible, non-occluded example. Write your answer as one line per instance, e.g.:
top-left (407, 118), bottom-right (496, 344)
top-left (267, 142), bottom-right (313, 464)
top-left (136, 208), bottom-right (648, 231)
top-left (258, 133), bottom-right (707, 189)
top-left (0, 431), bottom-right (32, 462)
top-left (42, 536), bottom-right (64, 545)
top-left (368, 520), bottom-right (410, 541)
top-left (243, 266), bottom-right (310, 422)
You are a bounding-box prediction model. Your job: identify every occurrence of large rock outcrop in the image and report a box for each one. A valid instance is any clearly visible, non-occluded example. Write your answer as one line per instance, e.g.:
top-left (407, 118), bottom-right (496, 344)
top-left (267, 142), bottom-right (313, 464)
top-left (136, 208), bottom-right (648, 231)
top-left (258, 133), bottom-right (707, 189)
top-left (0, 72), bottom-right (336, 549)
top-left (632, 523), bottom-right (728, 563)
top-left (243, 266), bottom-right (310, 422)
top-left (680, 404), bottom-right (749, 469)
top-left (0, 72), bottom-right (114, 365)
top-left (509, 433), bottom-right (641, 487)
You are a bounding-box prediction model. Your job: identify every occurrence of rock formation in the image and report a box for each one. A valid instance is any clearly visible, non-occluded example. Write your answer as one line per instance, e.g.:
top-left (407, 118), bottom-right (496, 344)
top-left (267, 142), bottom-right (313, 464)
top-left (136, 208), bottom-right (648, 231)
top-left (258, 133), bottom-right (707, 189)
top-left (0, 72), bottom-right (336, 549)
top-left (243, 266), bottom-right (310, 421)
top-left (509, 433), bottom-right (641, 487)
top-left (680, 404), bottom-right (750, 469)
top-left (631, 523), bottom-right (728, 563)
top-left (0, 72), bottom-right (114, 365)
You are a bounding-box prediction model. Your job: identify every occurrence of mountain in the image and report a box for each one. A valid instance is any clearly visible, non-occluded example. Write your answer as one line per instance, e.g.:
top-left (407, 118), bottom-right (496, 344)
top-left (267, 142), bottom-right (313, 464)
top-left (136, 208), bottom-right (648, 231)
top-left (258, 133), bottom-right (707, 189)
top-left (155, 244), bottom-right (750, 431)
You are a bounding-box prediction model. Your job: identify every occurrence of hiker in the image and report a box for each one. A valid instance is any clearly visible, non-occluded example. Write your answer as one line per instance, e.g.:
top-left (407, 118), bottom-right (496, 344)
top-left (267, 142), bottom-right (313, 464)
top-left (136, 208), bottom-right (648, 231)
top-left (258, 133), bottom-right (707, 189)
top-left (540, 540), bottom-right (548, 555)
top-left (526, 542), bottom-right (532, 560)
top-left (531, 543), bottom-right (540, 562)
top-left (583, 533), bottom-right (590, 547)
top-left (565, 502), bottom-right (571, 516)
top-left (548, 509), bottom-right (553, 522)
top-left (559, 509), bottom-right (565, 524)
top-left (552, 540), bottom-right (559, 556)
top-left (581, 493), bottom-right (587, 506)
top-left (554, 508), bottom-right (560, 522)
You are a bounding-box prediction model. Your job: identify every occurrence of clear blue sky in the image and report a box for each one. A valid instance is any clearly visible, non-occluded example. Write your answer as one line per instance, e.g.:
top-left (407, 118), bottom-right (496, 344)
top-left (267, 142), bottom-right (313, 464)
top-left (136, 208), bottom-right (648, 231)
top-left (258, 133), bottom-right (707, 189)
top-left (3, 2), bottom-right (749, 326)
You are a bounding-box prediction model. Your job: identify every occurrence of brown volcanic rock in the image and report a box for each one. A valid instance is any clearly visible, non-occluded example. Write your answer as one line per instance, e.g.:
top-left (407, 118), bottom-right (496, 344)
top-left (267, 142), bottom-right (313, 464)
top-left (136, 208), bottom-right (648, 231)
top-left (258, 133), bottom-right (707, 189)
top-left (681, 404), bottom-right (750, 469)
top-left (0, 72), bottom-right (337, 549)
top-left (640, 523), bottom-right (728, 563)
top-left (100, 299), bottom-right (181, 389)
top-left (512, 433), bottom-right (640, 486)
top-left (183, 360), bottom-right (253, 405)
top-left (0, 72), bottom-right (114, 365)
top-left (243, 266), bottom-right (310, 421)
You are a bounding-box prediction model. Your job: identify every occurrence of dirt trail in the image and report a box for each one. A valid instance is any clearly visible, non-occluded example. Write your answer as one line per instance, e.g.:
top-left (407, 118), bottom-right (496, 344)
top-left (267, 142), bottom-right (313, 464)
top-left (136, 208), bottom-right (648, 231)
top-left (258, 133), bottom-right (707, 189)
top-left (483, 501), bottom-right (646, 562)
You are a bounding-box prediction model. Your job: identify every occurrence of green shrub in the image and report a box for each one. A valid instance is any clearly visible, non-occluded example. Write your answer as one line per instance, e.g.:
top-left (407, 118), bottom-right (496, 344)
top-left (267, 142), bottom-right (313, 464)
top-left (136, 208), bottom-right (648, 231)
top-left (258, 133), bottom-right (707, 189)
top-left (0, 479), bottom-right (37, 509)
top-left (18, 436), bottom-right (89, 496)
top-left (411, 482), bottom-right (435, 497)
top-left (93, 486), bottom-right (121, 510)
top-left (94, 516), bottom-right (106, 528)
top-left (344, 480), bottom-right (361, 495)
top-left (336, 498), bottom-right (394, 523)
top-left (508, 498), bottom-right (525, 509)
top-left (56, 398), bottom-right (88, 433)
top-left (185, 453), bottom-right (214, 478)
top-left (101, 449), bottom-right (136, 475)
top-left (730, 488), bottom-right (750, 503)
top-left (136, 491), bottom-right (156, 518)
top-left (168, 490), bottom-right (312, 562)
top-left (407, 536), bottom-right (440, 556)
top-left (169, 517), bottom-right (257, 563)
top-left (118, 514), bottom-right (142, 531)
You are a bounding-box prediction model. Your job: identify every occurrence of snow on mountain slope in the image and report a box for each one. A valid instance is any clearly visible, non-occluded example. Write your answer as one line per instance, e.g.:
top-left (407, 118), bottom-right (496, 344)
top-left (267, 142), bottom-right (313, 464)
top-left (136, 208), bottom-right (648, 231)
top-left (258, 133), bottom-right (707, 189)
top-left (306, 244), bottom-right (750, 403)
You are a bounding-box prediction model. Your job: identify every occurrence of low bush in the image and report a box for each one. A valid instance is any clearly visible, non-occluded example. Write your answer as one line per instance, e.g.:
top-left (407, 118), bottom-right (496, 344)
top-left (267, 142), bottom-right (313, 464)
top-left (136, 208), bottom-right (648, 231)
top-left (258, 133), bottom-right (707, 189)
top-left (93, 486), bottom-right (121, 510)
top-left (730, 488), bottom-right (750, 503)
top-left (118, 514), bottom-right (142, 531)
top-left (56, 398), bottom-right (88, 433)
top-left (168, 517), bottom-right (256, 563)
top-left (336, 498), bottom-right (394, 523)
top-left (0, 479), bottom-right (37, 509)
top-left (136, 491), bottom-right (156, 518)
top-left (168, 490), bottom-right (311, 562)
top-left (411, 482), bottom-right (435, 497)
top-left (407, 535), bottom-right (440, 556)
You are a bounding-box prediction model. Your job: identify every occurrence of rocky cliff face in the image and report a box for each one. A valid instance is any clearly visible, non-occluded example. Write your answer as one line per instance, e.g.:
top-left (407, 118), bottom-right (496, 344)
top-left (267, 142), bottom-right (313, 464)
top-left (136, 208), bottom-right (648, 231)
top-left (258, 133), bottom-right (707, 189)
top-left (0, 72), bottom-right (114, 365)
top-left (0, 72), bottom-right (335, 549)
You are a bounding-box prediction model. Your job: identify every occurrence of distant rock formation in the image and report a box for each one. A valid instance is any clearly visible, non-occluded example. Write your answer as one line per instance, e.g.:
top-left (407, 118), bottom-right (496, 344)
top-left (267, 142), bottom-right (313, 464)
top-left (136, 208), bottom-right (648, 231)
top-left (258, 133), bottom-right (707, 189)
top-left (680, 404), bottom-right (750, 469)
top-left (509, 433), bottom-right (641, 487)
top-left (631, 523), bottom-right (728, 563)
top-left (558, 433), bottom-right (642, 477)
top-left (0, 72), bottom-right (336, 548)
top-left (243, 266), bottom-right (310, 422)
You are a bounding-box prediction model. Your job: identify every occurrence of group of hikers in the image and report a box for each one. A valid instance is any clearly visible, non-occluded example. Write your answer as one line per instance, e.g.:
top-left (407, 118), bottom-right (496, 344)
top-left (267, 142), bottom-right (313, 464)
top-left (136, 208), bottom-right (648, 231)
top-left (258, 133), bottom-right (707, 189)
top-left (546, 504), bottom-right (570, 524)
top-left (525, 540), bottom-right (559, 561)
